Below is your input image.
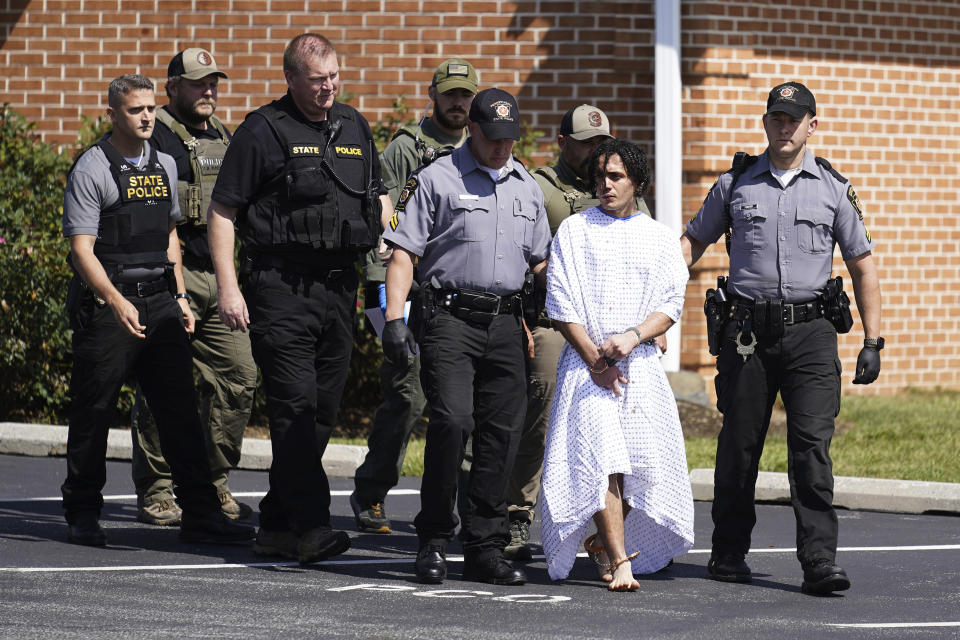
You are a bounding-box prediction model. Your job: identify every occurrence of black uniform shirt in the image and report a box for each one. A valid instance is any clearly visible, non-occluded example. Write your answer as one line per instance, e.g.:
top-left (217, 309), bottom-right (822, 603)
top-left (212, 94), bottom-right (386, 211)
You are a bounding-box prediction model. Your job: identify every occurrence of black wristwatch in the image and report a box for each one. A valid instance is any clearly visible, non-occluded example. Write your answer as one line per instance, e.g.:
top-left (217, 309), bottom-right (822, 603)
top-left (863, 337), bottom-right (884, 350)
top-left (174, 292), bottom-right (191, 302)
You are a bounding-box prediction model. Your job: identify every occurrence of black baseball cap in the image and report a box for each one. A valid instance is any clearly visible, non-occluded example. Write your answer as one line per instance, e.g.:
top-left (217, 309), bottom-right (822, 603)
top-left (766, 81), bottom-right (816, 118)
top-left (468, 87), bottom-right (520, 140)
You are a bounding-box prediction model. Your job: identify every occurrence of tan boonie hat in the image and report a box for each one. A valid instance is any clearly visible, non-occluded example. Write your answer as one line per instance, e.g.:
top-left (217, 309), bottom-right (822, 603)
top-left (432, 58), bottom-right (478, 94)
top-left (559, 104), bottom-right (612, 141)
top-left (167, 48), bottom-right (228, 80)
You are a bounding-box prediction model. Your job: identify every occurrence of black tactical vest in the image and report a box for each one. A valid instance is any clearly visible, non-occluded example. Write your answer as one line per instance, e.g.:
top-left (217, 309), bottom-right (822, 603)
top-left (242, 97), bottom-right (380, 253)
top-left (93, 138), bottom-right (172, 269)
top-left (155, 107), bottom-right (229, 227)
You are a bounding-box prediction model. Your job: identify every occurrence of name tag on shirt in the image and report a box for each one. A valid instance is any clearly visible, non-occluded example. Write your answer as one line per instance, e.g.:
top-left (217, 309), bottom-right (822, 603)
top-left (459, 194), bottom-right (478, 200)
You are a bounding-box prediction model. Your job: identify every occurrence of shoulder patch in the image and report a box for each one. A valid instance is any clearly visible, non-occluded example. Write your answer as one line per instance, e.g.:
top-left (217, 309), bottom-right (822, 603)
top-left (847, 184), bottom-right (863, 220)
top-left (390, 177), bottom-right (419, 230)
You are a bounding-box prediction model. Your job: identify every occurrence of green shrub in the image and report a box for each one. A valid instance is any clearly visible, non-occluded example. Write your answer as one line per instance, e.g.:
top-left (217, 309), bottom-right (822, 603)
top-left (0, 104), bottom-right (75, 422)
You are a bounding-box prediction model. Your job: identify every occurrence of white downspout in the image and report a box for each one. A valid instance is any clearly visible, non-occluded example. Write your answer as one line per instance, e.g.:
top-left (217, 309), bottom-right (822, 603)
top-left (655, 0), bottom-right (682, 373)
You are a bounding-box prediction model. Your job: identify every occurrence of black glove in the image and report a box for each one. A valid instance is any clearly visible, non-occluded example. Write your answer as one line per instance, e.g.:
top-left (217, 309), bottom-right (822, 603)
top-left (852, 345), bottom-right (881, 384)
top-left (382, 318), bottom-right (417, 363)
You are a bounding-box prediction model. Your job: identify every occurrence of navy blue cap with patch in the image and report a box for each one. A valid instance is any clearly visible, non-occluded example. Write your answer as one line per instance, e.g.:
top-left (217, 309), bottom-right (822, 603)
top-left (766, 81), bottom-right (816, 118)
top-left (468, 87), bottom-right (520, 141)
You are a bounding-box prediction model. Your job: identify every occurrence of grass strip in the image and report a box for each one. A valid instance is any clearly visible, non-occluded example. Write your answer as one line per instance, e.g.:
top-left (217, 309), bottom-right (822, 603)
top-left (334, 388), bottom-right (960, 483)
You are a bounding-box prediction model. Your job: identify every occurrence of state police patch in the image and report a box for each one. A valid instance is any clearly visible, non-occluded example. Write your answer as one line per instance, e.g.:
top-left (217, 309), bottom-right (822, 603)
top-left (395, 177), bottom-right (418, 213)
top-left (847, 185), bottom-right (863, 220)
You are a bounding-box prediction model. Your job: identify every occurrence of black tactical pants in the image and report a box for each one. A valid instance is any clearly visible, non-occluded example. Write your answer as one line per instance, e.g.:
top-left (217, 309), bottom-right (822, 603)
top-left (415, 309), bottom-right (526, 559)
top-left (246, 266), bottom-right (357, 534)
top-left (711, 317), bottom-right (842, 566)
top-left (62, 290), bottom-right (220, 522)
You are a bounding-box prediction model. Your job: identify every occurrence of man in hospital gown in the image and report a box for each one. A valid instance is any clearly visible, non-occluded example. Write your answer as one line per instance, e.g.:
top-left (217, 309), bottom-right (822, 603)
top-left (540, 139), bottom-right (694, 591)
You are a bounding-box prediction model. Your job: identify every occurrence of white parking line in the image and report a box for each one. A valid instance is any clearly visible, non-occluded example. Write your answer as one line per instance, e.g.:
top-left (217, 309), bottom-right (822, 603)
top-left (828, 622), bottom-right (960, 629)
top-left (0, 489), bottom-right (420, 503)
top-left (2, 545), bottom-right (958, 573)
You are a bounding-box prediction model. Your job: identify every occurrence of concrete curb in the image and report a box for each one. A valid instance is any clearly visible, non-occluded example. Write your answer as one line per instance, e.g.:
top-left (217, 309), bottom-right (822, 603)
top-left (0, 422), bottom-right (367, 478)
top-left (689, 468), bottom-right (960, 515)
top-left (3, 423), bottom-right (959, 514)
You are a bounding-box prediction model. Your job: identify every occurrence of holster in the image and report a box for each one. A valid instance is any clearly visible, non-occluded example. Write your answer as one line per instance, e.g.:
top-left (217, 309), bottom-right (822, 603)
top-left (65, 276), bottom-right (84, 320)
top-left (704, 276), bottom-right (729, 356)
top-left (822, 276), bottom-right (854, 333)
top-left (66, 276), bottom-right (98, 332)
top-left (704, 291), bottom-right (724, 356)
top-left (163, 262), bottom-right (177, 296)
top-left (408, 285), bottom-right (429, 344)
top-left (237, 250), bottom-right (255, 288)
top-left (520, 270), bottom-right (539, 326)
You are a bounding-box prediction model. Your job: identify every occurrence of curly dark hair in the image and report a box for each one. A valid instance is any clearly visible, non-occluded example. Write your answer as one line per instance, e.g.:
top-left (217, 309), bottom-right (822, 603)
top-left (587, 139), bottom-right (650, 198)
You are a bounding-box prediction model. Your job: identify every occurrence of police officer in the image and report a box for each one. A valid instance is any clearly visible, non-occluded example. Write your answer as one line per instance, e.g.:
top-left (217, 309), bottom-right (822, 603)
top-left (61, 74), bottom-right (255, 547)
top-left (208, 34), bottom-right (392, 565)
top-left (351, 58), bottom-right (479, 534)
top-left (504, 104), bottom-right (657, 560)
top-left (130, 48), bottom-right (258, 527)
top-left (382, 88), bottom-right (551, 585)
top-left (681, 81), bottom-right (883, 595)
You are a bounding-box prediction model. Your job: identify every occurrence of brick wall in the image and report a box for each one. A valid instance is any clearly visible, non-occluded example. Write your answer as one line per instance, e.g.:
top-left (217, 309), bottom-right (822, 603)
top-left (1, 0), bottom-right (957, 395)
top-left (679, 0), bottom-right (960, 397)
top-left (0, 0), bottom-right (658, 154)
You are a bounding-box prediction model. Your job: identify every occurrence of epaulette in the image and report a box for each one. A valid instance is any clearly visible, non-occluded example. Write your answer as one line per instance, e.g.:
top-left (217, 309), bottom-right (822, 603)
top-left (815, 156), bottom-right (848, 184)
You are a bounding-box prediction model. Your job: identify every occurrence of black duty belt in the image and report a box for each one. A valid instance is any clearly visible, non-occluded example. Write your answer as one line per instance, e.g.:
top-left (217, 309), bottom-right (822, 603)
top-left (115, 278), bottom-right (169, 297)
top-left (729, 298), bottom-right (824, 325)
top-left (434, 288), bottom-right (522, 324)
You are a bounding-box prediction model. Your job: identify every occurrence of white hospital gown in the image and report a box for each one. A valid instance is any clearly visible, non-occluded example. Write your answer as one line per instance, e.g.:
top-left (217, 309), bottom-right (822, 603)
top-left (540, 207), bottom-right (695, 580)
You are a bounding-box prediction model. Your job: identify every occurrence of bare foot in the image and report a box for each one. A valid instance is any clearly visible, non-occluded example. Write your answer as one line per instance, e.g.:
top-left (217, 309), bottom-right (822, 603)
top-left (585, 534), bottom-right (613, 583)
top-left (596, 549), bottom-right (613, 583)
top-left (608, 558), bottom-right (640, 592)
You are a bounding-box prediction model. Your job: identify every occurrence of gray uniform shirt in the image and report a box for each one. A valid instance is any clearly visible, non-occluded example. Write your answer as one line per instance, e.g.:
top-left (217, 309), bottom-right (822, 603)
top-left (364, 119), bottom-right (468, 284)
top-left (63, 140), bottom-right (181, 282)
top-left (686, 149), bottom-right (874, 302)
top-left (384, 142), bottom-right (551, 295)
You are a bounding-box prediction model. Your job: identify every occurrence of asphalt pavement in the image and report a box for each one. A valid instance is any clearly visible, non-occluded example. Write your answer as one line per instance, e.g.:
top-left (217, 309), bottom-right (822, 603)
top-left (1, 454), bottom-right (958, 639)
